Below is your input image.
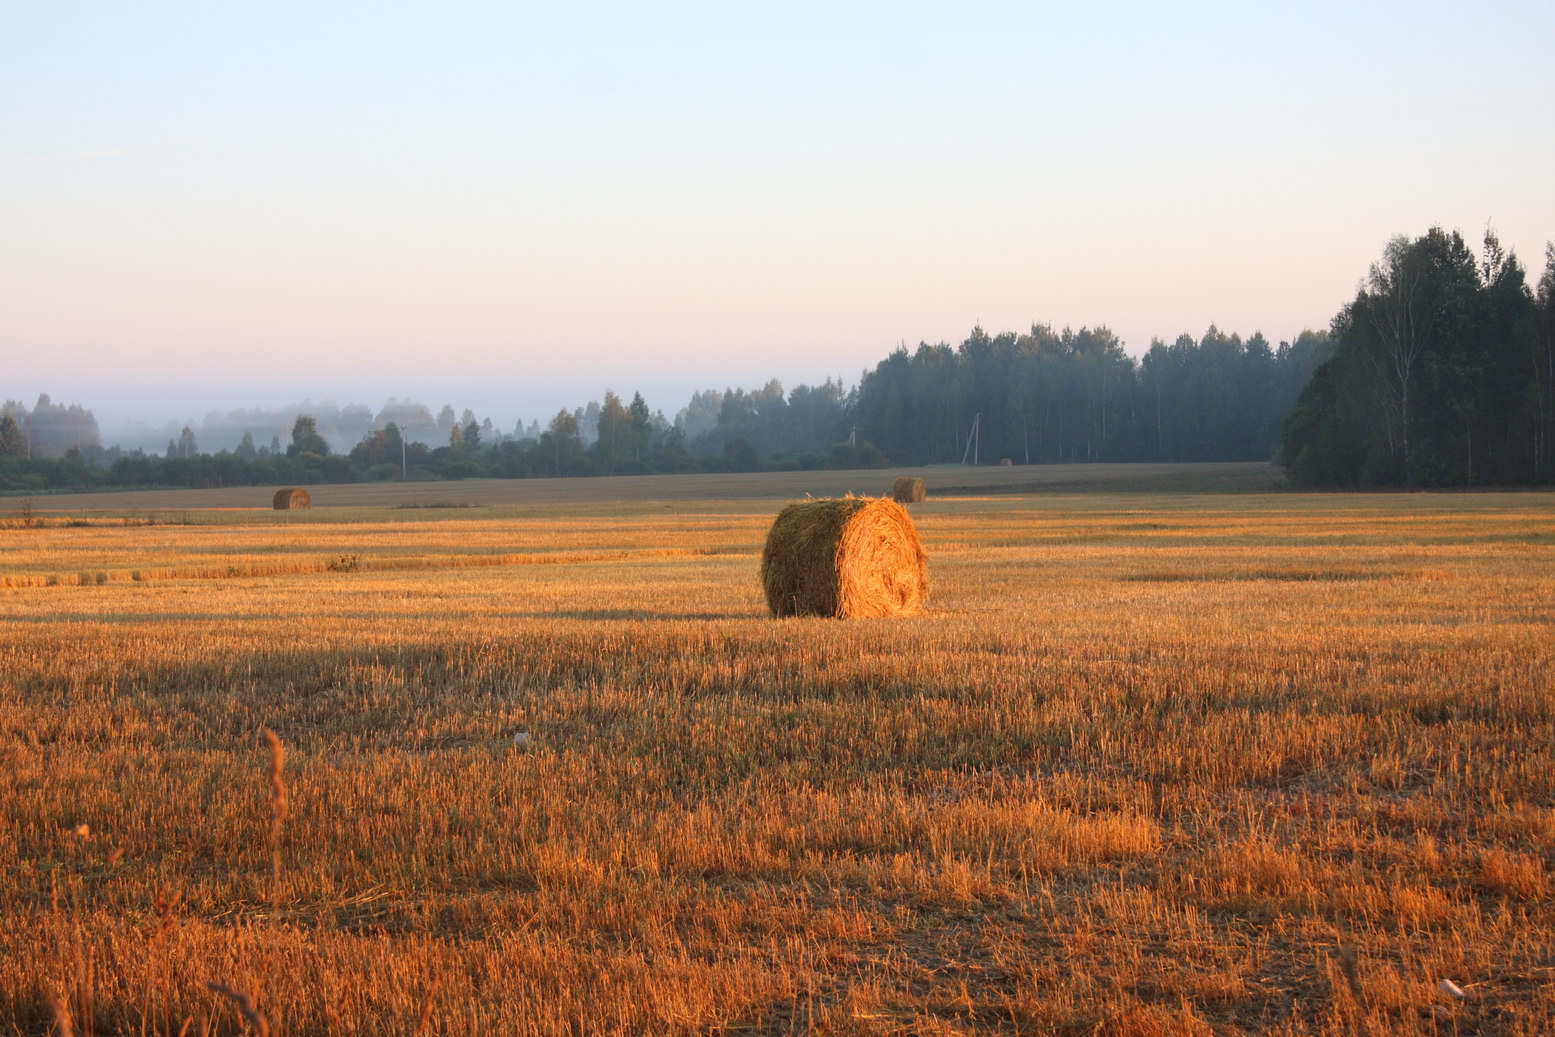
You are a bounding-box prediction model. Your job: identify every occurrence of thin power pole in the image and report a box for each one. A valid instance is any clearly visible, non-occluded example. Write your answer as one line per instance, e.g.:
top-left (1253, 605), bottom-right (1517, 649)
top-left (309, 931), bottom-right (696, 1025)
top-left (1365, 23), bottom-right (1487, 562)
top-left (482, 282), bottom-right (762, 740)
top-left (961, 413), bottom-right (981, 465)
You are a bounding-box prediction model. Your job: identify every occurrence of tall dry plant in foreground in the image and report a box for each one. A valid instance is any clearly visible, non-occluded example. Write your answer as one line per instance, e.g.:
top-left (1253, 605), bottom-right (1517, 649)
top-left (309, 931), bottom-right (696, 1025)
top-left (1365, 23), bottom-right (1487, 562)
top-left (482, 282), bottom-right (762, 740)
top-left (50, 996), bottom-right (75, 1037)
top-left (207, 983), bottom-right (270, 1037)
top-left (261, 727), bottom-right (287, 916)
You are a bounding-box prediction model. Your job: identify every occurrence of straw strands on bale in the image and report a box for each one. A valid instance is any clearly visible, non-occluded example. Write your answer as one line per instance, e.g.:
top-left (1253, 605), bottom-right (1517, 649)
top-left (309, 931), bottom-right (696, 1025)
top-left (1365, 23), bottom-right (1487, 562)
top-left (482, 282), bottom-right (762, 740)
top-left (272, 488), bottom-right (311, 510)
top-left (760, 497), bottom-right (927, 618)
top-left (891, 477), bottom-right (926, 503)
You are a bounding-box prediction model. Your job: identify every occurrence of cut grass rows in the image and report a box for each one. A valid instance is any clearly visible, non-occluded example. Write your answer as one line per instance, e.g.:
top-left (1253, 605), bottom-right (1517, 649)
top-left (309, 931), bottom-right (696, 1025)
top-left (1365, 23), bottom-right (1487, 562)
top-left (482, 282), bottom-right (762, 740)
top-left (1, 489), bottom-right (1552, 1033)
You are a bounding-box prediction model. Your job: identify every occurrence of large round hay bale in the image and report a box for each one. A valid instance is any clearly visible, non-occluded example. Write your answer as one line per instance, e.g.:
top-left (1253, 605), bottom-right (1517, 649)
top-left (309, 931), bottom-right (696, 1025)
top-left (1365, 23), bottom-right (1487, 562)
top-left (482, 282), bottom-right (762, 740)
top-left (891, 476), bottom-right (926, 503)
top-left (999, 458), bottom-right (1013, 467)
top-left (272, 487), bottom-right (311, 510)
top-left (760, 497), bottom-right (927, 618)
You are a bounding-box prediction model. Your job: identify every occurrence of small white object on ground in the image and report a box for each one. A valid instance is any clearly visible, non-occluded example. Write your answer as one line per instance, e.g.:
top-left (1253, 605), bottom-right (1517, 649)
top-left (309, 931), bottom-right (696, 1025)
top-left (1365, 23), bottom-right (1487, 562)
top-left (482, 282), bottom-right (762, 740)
top-left (1439, 978), bottom-right (1466, 999)
top-left (512, 731), bottom-right (530, 749)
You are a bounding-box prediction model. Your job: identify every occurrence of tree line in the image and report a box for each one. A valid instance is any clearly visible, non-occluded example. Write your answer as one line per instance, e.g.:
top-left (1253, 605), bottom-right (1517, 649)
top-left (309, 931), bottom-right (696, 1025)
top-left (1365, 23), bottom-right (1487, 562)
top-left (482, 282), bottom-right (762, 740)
top-left (1, 324), bottom-right (1311, 496)
top-left (0, 395), bottom-right (101, 459)
top-left (115, 399), bottom-right (547, 458)
top-left (851, 324), bottom-right (1326, 466)
top-left (1279, 229), bottom-right (1555, 486)
top-left (0, 319), bottom-right (1313, 493)
top-left (0, 392), bottom-right (860, 494)
top-left (5, 224), bottom-right (1550, 494)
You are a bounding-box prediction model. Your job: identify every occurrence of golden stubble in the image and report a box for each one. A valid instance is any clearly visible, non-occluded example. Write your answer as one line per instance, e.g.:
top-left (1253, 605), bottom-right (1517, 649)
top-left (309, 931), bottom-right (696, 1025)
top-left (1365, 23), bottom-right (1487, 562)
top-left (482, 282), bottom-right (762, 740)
top-left (1, 487), bottom-right (1552, 1034)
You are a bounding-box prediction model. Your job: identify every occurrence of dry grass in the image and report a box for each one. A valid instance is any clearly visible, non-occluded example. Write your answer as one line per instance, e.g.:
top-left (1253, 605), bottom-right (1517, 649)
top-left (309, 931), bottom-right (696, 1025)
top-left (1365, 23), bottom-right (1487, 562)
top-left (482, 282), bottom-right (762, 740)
top-left (1, 479), bottom-right (1552, 1034)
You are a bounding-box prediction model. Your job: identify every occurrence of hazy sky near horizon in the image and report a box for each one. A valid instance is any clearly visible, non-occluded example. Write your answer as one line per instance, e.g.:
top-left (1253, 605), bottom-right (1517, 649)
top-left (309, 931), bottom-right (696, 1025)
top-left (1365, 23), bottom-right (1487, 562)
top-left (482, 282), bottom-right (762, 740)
top-left (4, 2), bottom-right (1554, 433)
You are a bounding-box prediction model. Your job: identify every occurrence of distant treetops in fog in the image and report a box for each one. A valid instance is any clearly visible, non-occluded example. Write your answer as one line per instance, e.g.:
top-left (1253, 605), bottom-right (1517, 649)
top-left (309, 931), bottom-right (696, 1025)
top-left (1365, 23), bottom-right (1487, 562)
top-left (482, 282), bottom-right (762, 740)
top-left (6, 226), bottom-right (1551, 492)
top-left (0, 394), bottom-right (101, 461)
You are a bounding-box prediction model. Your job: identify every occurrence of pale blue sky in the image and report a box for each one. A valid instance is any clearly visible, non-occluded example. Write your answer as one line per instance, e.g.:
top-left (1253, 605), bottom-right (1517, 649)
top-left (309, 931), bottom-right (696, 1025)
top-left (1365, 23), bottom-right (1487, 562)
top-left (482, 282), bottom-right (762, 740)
top-left (4, 2), bottom-right (1553, 433)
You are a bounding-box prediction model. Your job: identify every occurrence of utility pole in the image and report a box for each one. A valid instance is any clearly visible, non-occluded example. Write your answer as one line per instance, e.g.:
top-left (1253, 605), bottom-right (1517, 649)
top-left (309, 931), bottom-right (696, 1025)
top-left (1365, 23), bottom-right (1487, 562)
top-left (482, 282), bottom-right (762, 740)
top-left (961, 413), bottom-right (981, 465)
top-left (401, 435), bottom-right (407, 481)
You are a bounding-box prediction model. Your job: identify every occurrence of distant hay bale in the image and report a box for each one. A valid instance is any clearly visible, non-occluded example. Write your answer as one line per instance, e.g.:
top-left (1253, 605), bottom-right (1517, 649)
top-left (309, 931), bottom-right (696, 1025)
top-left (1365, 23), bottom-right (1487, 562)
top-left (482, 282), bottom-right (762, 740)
top-left (760, 497), bottom-right (927, 618)
top-left (272, 487), bottom-right (311, 510)
top-left (999, 458), bottom-right (1013, 466)
top-left (891, 477), bottom-right (926, 503)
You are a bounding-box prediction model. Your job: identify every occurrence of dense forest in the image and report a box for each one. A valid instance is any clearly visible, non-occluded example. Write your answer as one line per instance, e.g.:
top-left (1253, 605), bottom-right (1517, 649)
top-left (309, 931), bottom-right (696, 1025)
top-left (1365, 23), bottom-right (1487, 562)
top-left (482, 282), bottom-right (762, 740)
top-left (3, 227), bottom-right (1550, 494)
top-left (0, 326), bottom-right (1326, 494)
top-left (852, 325), bottom-right (1325, 466)
top-left (1280, 230), bottom-right (1555, 487)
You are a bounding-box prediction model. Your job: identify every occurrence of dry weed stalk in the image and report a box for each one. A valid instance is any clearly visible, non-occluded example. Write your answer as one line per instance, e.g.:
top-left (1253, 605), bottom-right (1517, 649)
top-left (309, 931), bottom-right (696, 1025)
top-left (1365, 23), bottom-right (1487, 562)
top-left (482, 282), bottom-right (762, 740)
top-left (207, 982), bottom-right (271, 1036)
top-left (151, 883), bottom-right (183, 941)
top-left (412, 974), bottom-right (445, 1036)
top-left (262, 727), bottom-right (288, 915)
top-left (50, 995), bottom-right (75, 1037)
top-left (1335, 943), bottom-right (1362, 998)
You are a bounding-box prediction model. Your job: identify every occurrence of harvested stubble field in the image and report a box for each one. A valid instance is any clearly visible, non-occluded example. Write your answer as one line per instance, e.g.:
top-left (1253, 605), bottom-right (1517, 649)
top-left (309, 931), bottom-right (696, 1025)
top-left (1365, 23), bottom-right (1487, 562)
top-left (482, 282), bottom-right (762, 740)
top-left (2, 468), bottom-right (1553, 1035)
